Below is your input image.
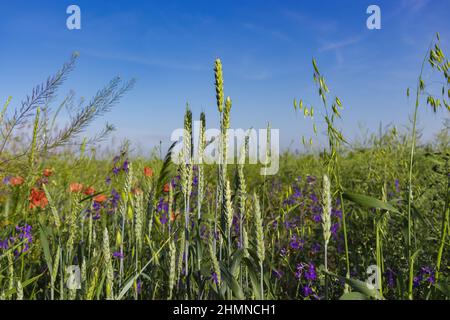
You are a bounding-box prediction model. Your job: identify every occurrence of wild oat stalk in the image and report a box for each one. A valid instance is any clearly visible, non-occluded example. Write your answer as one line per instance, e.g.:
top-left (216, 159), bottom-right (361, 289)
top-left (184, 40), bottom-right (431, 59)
top-left (299, 58), bottom-right (350, 289)
top-left (407, 33), bottom-right (449, 297)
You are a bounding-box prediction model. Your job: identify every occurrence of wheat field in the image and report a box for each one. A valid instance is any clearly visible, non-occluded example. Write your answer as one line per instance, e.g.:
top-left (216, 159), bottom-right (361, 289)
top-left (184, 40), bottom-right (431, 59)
top-left (0, 33), bottom-right (449, 301)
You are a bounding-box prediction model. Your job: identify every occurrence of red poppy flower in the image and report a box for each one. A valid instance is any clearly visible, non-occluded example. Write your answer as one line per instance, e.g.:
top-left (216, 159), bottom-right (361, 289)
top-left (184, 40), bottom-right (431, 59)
top-left (29, 188), bottom-right (48, 209)
top-left (163, 183), bottom-right (170, 193)
top-left (10, 176), bottom-right (24, 186)
top-left (69, 183), bottom-right (83, 193)
top-left (144, 167), bottom-right (153, 178)
top-left (93, 194), bottom-right (107, 203)
top-left (170, 211), bottom-right (179, 222)
top-left (84, 186), bottom-right (95, 196)
top-left (43, 168), bottom-right (53, 177)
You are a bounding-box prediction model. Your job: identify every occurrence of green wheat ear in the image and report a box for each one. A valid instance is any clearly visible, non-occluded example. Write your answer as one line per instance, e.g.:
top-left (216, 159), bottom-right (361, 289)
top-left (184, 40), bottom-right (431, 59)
top-left (322, 174), bottom-right (332, 246)
top-left (103, 228), bottom-right (114, 300)
top-left (214, 59), bottom-right (224, 113)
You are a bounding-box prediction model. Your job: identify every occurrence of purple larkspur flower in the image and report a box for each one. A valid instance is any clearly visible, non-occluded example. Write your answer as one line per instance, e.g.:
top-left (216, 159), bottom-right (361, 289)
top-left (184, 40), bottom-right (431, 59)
top-left (0, 239), bottom-right (10, 250)
top-left (386, 269), bottom-right (396, 288)
top-left (110, 188), bottom-right (120, 209)
top-left (293, 187), bottom-right (302, 199)
top-left (112, 167), bottom-right (120, 175)
top-left (305, 263), bottom-right (317, 281)
top-left (290, 235), bottom-right (304, 250)
top-left (157, 197), bottom-right (169, 213)
top-left (211, 272), bottom-right (219, 285)
top-left (295, 262), bottom-right (317, 281)
top-left (280, 247), bottom-right (287, 257)
top-left (312, 214), bottom-right (322, 223)
top-left (306, 175), bottom-right (316, 184)
top-left (303, 286), bottom-right (313, 296)
top-left (92, 201), bottom-right (102, 212)
top-left (395, 179), bottom-right (400, 193)
top-left (420, 266), bottom-right (435, 284)
top-left (295, 263), bottom-right (305, 279)
top-left (122, 160), bottom-right (129, 172)
top-left (331, 208), bottom-right (342, 219)
top-left (159, 213), bottom-right (168, 225)
top-left (331, 223), bottom-right (340, 237)
top-left (2, 176), bottom-right (11, 185)
top-left (413, 276), bottom-right (422, 288)
top-left (105, 176), bottom-right (111, 185)
top-left (92, 212), bottom-right (101, 220)
top-left (273, 269), bottom-right (284, 279)
top-left (2, 224), bottom-right (34, 255)
top-left (193, 175), bottom-right (198, 187)
top-left (311, 242), bottom-right (321, 254)
top-left (309, 193), bottom-right (318, 203)
top-left (136, 279), bottom-right (142, 294)
top-left (112, 251), bottom-right (124, 259)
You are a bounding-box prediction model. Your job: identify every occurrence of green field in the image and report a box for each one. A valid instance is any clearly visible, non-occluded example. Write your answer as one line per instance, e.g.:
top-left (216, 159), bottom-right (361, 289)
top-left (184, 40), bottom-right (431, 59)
top-left (0, 34), bottom-right (449, 301)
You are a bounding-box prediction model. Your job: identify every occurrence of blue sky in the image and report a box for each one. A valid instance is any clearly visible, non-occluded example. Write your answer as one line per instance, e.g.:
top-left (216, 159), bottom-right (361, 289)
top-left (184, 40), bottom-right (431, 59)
top-left (0, 0), bottom-right (449, 153)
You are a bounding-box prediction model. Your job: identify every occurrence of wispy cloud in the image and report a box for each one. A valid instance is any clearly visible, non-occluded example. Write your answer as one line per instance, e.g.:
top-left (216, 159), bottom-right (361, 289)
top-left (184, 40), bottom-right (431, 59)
top-left (318, 36), bottom-right (363, 52)
top-left (242, 22), bottom-right (294, 44)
